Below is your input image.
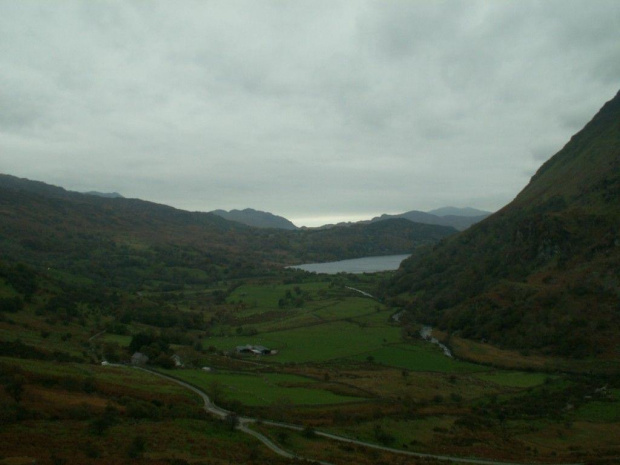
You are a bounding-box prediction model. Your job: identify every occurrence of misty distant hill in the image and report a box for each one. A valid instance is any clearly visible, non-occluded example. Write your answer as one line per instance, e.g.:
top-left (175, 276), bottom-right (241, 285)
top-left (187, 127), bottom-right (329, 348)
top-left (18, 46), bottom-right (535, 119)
top-left (427, 206), bottom-right (491, 217)
top-left (211, 208), bottom-right (298, 230)
top-left (370, 208), bottom-right (490, 231)
top-left (0, 173), bottom-right (456, 291)
top-left (84, 191), bottom-right (124, 199)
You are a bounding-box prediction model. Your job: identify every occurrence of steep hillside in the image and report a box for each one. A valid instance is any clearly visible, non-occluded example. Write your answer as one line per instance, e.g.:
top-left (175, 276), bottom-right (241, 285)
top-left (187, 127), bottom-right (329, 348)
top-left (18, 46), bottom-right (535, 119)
top-left (389, 90), bottom-right (620, 358)
top-left (211, 208), bottom-right (298, 230)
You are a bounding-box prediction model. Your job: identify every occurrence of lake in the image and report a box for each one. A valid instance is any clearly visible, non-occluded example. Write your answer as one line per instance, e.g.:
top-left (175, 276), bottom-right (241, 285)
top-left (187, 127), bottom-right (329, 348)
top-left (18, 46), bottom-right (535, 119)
top-left (289, 254), bottom-right (411, 274)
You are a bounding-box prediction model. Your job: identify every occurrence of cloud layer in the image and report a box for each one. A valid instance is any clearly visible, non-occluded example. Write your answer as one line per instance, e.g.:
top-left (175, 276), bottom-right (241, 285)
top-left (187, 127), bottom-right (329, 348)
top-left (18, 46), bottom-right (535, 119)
top-left (2, 1), bottom-right (619, 226)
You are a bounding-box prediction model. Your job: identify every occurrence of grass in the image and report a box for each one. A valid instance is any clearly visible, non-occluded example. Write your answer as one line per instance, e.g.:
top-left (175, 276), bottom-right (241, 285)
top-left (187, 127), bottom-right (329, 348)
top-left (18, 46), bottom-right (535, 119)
top-left (353, 310), bottom-right (394, 326)
top-left (101, 333), bottom-right (131, 347)
top-left (349, 342), bottom-right (486, 373)
top-left (0, 417), bottom-right (267, 465)
top-left (572, 389), bottom-right (620, 422)
top-left (0, 356), bottom-right (93, 377)
top-left (326, 415), bottom-right (457, 449)
top-left (204, 320), bottom-right (402, 363)
top-left (312, 297), bottom-right (380, 320)
top-left (447, 330), bottom-right (620, 374)
top-left (474, 370), bottom-right (550, 388)
top-left (0, 356), bottom-right (197, 400)
top-left (160, 369), bottom-right (365, 406)
top-left (228, 282), bottom-right (331, 309)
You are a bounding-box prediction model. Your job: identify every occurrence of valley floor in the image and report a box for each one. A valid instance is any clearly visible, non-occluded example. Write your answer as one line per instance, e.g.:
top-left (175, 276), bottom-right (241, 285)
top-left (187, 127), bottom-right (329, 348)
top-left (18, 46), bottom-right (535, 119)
top-left (1, 271), bottom-right (618, 464)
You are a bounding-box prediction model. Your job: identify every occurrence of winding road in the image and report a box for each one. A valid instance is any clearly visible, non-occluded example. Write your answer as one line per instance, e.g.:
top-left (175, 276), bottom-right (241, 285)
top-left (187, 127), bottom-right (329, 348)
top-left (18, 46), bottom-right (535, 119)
top-left (130, 366), bottom-right (583, 465)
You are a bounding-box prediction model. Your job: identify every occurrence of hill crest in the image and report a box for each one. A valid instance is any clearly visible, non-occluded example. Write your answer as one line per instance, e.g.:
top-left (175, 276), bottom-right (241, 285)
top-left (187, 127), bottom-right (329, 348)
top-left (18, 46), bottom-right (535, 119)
top-left (211, 208), bottom-right (298, 230)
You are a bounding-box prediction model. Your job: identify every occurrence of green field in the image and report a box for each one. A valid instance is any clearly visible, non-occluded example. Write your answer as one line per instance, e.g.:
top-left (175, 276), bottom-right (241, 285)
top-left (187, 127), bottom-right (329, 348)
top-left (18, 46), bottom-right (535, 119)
top-left (572, 389), bottom-right (620, 422)
top-left (349, 343), bottom-right (486, 373)
top-left (228, 282), bottom-right (331, 309)
top-left (101, 333), bottom-right (132, 347)
top-left (474, 371), bottom-right (550, 388)
top-left (204, 319), bottom-right (402, 363)
top-left (162, 369), bottom-right (365, 406)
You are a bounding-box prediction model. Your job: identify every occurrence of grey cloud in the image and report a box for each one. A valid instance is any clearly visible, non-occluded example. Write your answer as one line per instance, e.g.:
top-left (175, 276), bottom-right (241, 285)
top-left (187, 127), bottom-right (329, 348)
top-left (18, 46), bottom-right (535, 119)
top-left (1, 1), bottom-right (620, 226)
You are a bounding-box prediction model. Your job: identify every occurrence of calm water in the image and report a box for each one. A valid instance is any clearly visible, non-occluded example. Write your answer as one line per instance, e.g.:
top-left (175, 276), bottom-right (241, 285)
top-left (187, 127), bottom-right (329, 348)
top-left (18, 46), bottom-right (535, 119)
top-left (289, 254), bottom-right (410, 274)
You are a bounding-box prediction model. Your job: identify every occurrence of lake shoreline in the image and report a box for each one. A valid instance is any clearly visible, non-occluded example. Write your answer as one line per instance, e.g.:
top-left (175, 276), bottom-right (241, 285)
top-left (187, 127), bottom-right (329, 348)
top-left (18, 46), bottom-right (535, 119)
top-left (288, 254), bottom-right (411, 274)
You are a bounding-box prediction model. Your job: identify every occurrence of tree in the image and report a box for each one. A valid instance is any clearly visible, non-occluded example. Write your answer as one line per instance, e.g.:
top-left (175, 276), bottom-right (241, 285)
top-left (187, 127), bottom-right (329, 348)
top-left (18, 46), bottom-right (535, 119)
top-left (224, 413), bottom-right (239, 430)
top-left (302, 425), bottom-right (316, 438)
top-left (207, 380), bottom-right (226, 405)
top-left (153, 353), bottom-right (175, 369)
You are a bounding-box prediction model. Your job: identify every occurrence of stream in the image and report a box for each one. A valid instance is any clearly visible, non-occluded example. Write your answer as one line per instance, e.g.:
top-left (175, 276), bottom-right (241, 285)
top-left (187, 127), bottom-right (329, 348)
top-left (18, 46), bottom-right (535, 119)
top-left (420, 325), bottom-right (453, 358)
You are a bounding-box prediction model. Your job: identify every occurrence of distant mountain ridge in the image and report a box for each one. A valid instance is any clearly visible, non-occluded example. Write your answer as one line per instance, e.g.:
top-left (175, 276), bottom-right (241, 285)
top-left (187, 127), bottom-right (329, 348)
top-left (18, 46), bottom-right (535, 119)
top-left (370, 209), bottom-right (490, 231)
top-left (427, 206), bottom-right (491, 218)
top-left (211, 208), bottom-right (298, 230)
top-left (0, 173), bottom-right (456, 289)
top-left (84, 191), bottom-right (124, 198)
top-left (389, 89), bottom-right (620, 359)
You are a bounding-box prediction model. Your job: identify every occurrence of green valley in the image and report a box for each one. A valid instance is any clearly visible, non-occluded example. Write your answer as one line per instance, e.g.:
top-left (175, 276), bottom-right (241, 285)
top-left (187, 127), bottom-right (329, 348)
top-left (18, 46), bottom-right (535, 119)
top-left (1, 92), bottom-right (620, 464)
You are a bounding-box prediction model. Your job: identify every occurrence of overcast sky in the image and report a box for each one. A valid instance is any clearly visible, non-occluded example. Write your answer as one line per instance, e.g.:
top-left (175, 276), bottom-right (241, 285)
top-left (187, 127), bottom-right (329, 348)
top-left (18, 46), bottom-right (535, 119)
top-left (2, 1), bottom-right (619, 226)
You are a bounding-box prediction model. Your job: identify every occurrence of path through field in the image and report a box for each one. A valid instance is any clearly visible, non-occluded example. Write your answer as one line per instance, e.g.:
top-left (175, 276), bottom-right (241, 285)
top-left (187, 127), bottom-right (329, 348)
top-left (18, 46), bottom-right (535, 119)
top-left (129, 366), bottom-right (583, 465)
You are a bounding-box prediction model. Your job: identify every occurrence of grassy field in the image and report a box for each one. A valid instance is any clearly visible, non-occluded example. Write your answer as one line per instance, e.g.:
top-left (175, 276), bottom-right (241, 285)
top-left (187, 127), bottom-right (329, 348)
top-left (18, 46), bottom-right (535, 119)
top-left (101, 333), bottom-right (132, 347)
top-left (572, 389), bottom-right (620, 422)
top-left (204, 319), bottom-right (402, 363)
top-left (161, 369), bottom-right (366, 406)
top-left (349, 343), bottom-right (486, 373)
top-left (474, 370), bottom-right (550, 388)
top-left (228, 282), bottom-right (332, 309)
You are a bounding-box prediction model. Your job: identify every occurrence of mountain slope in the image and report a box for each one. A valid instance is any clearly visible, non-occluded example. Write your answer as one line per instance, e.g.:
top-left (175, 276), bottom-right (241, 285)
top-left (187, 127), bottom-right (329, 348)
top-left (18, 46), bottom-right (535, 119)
top-left (389, 90), bottom-right (620, 358)
top-left (211, 208), bottom-right (298, 230)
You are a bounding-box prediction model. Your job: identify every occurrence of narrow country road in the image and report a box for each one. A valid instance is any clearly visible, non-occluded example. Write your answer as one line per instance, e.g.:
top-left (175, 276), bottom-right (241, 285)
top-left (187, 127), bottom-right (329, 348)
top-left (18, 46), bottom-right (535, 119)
top-left (130, 367), bottom-right (583, 465)
top-left (345, 286), bottom-right (375, 299)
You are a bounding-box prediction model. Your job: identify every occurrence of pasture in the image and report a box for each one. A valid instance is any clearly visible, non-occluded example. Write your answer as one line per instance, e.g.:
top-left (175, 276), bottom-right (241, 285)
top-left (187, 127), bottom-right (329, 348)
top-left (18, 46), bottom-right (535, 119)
top-left (164, 369), bottom-right (366, 406)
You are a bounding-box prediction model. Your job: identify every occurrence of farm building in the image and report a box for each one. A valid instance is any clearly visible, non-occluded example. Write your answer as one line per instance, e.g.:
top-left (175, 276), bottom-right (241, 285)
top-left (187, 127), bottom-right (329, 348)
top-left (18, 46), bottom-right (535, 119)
top-left (236, 344), bottom-right (272, 355)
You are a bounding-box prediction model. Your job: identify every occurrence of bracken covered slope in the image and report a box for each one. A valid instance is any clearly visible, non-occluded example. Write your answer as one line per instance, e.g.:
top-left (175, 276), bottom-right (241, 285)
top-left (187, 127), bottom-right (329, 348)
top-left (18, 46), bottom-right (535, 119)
top-left (390, 90), bottom-right (620, 358)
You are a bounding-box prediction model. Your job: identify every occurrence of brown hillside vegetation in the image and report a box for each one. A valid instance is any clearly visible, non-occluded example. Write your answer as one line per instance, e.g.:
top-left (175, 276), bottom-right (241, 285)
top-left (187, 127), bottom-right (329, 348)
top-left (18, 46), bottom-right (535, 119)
top-left (390, 90), bottom-right (620, 359)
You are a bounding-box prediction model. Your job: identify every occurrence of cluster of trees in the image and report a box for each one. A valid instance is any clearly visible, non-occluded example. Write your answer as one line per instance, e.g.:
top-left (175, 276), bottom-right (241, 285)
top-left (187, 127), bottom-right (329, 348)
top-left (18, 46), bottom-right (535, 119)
top-left (0, 262), bottom-right (38, 300)
top-left (277, 287), bottom-right (307, 309)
